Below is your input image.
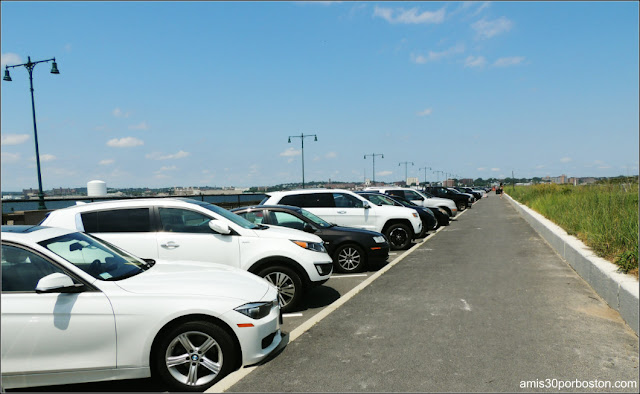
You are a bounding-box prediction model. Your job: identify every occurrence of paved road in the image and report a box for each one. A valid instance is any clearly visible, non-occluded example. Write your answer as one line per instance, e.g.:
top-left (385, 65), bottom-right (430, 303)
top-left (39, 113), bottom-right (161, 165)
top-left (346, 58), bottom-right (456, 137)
top-left (222, 195), bottom-right (639, 392)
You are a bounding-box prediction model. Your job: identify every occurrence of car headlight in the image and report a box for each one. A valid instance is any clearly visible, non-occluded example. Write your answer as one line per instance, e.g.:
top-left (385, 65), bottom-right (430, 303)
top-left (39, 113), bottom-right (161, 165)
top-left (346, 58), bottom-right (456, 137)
top-left (234, 301), bottom-right (275, 320)
top-left (373, 235), bottom-right (386, 243)
top-left (292, 240), bottom-right (326, 253)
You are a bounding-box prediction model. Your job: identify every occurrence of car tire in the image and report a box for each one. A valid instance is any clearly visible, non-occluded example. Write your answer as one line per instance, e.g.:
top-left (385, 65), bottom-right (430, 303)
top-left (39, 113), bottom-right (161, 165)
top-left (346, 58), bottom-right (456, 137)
top-left (333, 244), bottom-right (366, 273)
top-left (456, 201), bottom-right (466, 211)
top-left (385, 223), bottom-right (412, 250)
top-left (153, 321), bottom-right (236, 392)
top-left (258, 265), bottom-right (303, 313)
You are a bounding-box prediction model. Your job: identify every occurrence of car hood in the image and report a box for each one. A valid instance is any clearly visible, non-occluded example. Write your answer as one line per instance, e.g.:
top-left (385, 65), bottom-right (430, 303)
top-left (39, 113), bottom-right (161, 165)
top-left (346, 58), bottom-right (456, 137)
top-left (251, 224), bottom-right (323, 242)
top-left (426, 196), bottom-right (456, 205)
top-left (114, 260), bottom-right (272, 301)
top-left (327, 225), bottom-right (383, 237)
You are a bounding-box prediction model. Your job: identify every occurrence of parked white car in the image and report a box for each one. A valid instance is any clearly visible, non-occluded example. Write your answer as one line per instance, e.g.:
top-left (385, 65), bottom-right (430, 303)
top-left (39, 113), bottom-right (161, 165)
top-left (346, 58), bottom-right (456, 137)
top-left (40, 198), bottom-right (333, 312)
top-left (1, 225), bottom-right (284, 391)
top-left (364, 187), bottom-right (458, 218)
top-left (260, 189), bottom-right (422, 250)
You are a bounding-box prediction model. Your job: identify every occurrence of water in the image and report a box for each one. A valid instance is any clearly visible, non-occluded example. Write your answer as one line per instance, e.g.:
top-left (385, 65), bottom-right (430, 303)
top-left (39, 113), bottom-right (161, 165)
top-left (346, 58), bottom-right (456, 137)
top-left (1, 194), bottom-right (266, 214)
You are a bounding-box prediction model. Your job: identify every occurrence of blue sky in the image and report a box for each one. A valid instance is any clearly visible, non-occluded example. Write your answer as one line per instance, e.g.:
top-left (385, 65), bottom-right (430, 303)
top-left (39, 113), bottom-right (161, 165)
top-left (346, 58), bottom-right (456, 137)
top-left (1, 1), bottom-right (638, 191)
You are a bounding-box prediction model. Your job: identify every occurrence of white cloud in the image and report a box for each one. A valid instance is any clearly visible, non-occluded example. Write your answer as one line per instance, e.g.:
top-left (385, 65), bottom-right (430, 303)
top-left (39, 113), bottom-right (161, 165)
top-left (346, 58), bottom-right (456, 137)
top-left (535, 165), bottom-right (545, 169)
top-left (159, 165), bottom-right (177, 171)
top-left (491, 168), bottom-right (500, 171)
top-left (99, 159), bottom-right (115, 165)
top-left (107, 137), bottom-right (144, 148)
top-left (560, 157), bottom-right (572, 163)
top-left (112, 107), bottom-right (131, 118)
top-left (472, 17), bottom-right (513, 39)
top-left (417, 108), bottom-right (433, 116)
top-left (145, 150), bottom-right (190, 160)
top-left (477, 167), bottom-right (486, 171)
top-left (374, 6), bottom-right (445, 24)
top-left (325, 152), bottom-right (338, 159)
top-left (64, 43), bottom-right (72, 53)
top-left (1, 134), bottom-right (29, 146)
top-left (280, 147), bottom-right (301, 157)
top-left (493, 56), bottom-right (525, 67)
top-left (1, 53), bottom-right (22, 67)
top-left (128, 121), bottom-right (149, 131)
top-left (39, 154), bottom-right (56, 162)
top-left (377, 171), bottom-right (393, 177)
top-left (411, 44), bottom-right (464, 64)
top-left (1, 152), bottom-right (21, 163)
top-left (464, 55), bottom-right (487, 68)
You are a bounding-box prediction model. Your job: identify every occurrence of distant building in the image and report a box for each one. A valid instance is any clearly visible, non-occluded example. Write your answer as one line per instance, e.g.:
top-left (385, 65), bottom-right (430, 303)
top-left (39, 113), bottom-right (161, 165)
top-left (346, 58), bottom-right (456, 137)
top-left (460, 178), bottom-right (473, 186)
top-left (406, 177), bottom-right (419, 186)
top-left (443, 179), bottom-right (454, 187)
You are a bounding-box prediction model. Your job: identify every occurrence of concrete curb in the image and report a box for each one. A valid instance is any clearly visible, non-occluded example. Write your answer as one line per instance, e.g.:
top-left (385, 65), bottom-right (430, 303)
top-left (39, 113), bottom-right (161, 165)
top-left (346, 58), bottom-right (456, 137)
top-left (504, 193), bottom-right (639, 335)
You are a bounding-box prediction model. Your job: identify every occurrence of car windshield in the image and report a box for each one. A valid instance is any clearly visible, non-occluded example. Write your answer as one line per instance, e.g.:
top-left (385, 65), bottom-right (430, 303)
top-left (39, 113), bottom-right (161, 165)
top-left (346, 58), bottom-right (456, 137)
top-left (299, 209), bottom-right (333, 228)
top-left (187, 200), bottom-right (261, 229)
top-left (38, 232), bottom-right (147, 281)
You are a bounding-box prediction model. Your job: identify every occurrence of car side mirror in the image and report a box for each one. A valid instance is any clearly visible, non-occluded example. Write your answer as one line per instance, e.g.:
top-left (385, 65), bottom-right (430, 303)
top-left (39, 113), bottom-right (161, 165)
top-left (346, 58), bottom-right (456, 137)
top-left (303, 223), bottom-right (316, 233)
top-left (209, 220), bottom-right (231, 235)
top-left (36, 273), bottom-right (85, 294)
top-left (363, 202), bottom-right (371, 209)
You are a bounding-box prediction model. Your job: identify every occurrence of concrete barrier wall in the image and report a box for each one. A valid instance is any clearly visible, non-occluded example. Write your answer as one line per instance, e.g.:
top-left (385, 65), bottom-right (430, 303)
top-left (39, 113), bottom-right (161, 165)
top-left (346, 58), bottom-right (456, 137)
top-left (505, 193), bottom-right (639, 335)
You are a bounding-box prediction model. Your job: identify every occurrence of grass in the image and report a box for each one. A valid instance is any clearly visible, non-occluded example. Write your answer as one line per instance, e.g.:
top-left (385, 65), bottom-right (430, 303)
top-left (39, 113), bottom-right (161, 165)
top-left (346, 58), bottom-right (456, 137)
top-left (508, 183), bottom-right (638, 277)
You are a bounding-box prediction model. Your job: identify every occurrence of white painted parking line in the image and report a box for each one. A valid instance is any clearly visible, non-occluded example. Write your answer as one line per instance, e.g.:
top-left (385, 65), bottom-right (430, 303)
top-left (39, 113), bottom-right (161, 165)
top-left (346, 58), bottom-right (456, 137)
top-left (330, 274), bottom-right (369, 278)
top-left (282, 313), bottom-right (304, 318)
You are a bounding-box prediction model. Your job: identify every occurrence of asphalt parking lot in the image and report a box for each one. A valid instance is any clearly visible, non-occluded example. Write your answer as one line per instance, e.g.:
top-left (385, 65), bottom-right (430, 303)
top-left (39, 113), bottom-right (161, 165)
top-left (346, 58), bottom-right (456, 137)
top-left (9, 196), bottom-right (639, 392)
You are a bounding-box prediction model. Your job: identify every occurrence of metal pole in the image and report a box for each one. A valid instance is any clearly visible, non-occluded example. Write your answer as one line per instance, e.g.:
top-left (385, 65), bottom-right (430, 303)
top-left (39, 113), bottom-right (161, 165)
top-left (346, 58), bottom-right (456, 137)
top-left (27, 59), bottom-right (46, 210)
top-left (364, 153), bottom-right (384, 185)
top-left (301, 136), bottom-right (305, 189)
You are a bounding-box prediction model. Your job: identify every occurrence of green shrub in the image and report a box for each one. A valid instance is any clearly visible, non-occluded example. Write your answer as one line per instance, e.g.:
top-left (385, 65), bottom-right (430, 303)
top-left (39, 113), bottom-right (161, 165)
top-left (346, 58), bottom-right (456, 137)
top-left (510, 183), bottom-right (638, 274)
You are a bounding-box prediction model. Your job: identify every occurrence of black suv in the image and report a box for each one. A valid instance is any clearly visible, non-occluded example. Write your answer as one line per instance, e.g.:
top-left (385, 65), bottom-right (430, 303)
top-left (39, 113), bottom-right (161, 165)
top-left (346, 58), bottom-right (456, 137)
top-left (423, 186), bottom-right (472, 211)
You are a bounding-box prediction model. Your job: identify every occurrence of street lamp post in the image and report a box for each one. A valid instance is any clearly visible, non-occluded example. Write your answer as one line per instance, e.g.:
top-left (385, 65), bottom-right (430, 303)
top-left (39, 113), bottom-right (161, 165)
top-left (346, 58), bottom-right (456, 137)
top-left (418, 166), bottom-right (431, 186)
top-left (287, 133), bottom-right (317, 189)
top-left (398, 161), bottom-right (414, 186)
top-left (364, 153), bottom-right (384, 184)
top-left (433, 170), bottom-right (444, 186)
top-left (4, 56), bottom-right (60, 210)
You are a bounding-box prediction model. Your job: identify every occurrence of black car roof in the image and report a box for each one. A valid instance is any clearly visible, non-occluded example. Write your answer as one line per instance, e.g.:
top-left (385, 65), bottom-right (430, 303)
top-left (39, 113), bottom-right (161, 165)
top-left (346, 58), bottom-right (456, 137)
top-left (230, 204), bottom-right (302, 212)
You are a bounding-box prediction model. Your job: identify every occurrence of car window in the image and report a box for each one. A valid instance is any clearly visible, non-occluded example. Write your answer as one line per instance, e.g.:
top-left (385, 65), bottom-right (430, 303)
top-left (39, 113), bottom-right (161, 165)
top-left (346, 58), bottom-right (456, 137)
top-left (39, 232), bottom-right (147, 281)
top-left (299, 209), bottom-right (332, 228)
top-left (159, 208), bottom-right (214, 233)
top-left (364, 194), bottom-right (392, 206)
top-left (386, 190), bottom-right (404, 198)
top-left (81, 208), bottom-right (151, 233)
top-left (1, 244), bottom-right (68, 292)
top-left (236, 210), bottom-right (265, 224)
top-left (405, 191), bottom-right (424, 200)
top-left (270, 211), bottom-right (307, 231)
top-left (333, 193), bottom-right (363, 208)
top-left (280, 193), bottom-right (335, 208)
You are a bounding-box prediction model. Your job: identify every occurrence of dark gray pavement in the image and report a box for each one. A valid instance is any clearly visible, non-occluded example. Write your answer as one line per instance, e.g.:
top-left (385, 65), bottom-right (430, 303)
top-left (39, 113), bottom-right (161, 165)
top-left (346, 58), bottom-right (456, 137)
top-left (226, 195), bottom-right (639, 392)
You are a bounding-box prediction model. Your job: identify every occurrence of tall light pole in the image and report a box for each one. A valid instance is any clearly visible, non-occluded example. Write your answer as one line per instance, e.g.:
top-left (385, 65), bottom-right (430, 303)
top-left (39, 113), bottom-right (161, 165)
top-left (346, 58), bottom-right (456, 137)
top-left (364, 153), bottom-right (384, 184)
top-left (4, 56), bottom-right (60, 210)
top-left (288, 133), bottom-right (317, 189)
top-left (398, 161), bottom-right (414, 186)
top-left (433, 170), bottom-right (444, 186)
top-left (419, 166), bottom-right (431, 186)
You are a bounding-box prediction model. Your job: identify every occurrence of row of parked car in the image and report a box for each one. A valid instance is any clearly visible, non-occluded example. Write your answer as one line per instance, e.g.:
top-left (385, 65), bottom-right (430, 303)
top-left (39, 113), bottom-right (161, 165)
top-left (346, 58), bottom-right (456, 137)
top-left (1, 186), bottom-right (486, 391)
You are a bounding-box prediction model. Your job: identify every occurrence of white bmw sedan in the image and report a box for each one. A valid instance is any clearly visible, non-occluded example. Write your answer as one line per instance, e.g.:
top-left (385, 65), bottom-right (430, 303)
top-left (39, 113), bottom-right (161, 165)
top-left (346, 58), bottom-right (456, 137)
top-left (1, 225), bottom-right (284, 391)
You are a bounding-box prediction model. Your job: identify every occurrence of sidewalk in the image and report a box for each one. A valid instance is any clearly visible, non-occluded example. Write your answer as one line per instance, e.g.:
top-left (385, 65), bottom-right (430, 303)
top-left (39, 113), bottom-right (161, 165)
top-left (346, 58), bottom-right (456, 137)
top-left (221, 196), bottom-right (639, 392)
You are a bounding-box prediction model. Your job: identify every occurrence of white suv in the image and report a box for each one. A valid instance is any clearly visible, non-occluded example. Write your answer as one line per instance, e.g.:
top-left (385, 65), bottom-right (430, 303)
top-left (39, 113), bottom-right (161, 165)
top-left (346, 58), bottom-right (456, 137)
top-left (40, 198), bottom-right (333, 312)
top-left (260, 189), bottom-right (422, 250)
top-left (364, 187), bottom-right (458, 218)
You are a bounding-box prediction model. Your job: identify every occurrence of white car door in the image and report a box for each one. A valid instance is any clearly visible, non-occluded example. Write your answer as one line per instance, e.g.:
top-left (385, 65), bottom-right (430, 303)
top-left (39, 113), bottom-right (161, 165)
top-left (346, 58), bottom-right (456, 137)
top-left (0, 244), bottom-right (116, 379)
top-left (331, 192), bottom-right (377, 231)
top-left (156, 207), bottom-right (241, 268)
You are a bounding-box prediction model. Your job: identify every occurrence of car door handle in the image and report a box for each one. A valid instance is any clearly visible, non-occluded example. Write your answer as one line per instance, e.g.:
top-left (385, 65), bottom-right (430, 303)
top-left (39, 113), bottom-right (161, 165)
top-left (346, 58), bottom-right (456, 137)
top-left (337, 210), bottom-right (347, 214)
top-left (161, 241), bottom-right (180, 249)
